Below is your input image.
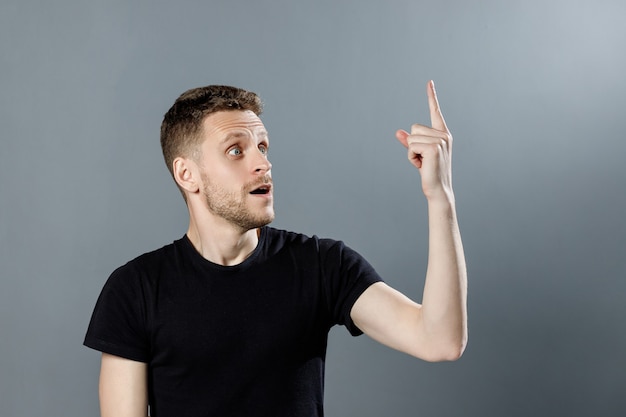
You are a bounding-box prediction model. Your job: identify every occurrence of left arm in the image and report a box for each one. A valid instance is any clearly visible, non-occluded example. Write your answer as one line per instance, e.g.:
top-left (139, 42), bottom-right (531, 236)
top-left (351, 80), bottom-right (467, 362)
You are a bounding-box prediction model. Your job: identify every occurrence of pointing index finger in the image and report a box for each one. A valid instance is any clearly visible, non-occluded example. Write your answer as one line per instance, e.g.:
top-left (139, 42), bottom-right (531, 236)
top-left (428, 80), bottom-right (448, 133)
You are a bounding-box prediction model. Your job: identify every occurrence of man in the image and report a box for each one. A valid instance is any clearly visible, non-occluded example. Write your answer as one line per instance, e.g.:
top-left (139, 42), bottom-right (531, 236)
top-left (84, 81), bottom-right (467, 417)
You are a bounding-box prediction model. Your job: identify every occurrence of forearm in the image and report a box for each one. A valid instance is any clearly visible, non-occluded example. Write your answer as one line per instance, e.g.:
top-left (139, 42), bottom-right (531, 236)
top-left (420, 195), bottom-right (468, 359)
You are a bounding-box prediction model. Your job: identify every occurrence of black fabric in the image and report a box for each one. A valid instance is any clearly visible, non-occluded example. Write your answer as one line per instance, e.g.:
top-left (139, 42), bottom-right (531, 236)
top-left (84, 226), bottom-right (382, 417)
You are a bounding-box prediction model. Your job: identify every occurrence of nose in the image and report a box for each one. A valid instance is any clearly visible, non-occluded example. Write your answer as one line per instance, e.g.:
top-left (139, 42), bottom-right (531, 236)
top-left (253, 151), bottom-right (272, 174)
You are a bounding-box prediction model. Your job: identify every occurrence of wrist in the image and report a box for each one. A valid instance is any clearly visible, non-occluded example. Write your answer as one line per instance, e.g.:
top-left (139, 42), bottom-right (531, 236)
top-left (425, 190), bottom-right (456, 209)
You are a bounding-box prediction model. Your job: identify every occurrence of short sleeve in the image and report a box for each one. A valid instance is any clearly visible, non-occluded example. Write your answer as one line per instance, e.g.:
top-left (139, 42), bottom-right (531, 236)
top-left (83, 263), bottom-right (150, 362)
top-left (319, 239), bottom-right (383, 336)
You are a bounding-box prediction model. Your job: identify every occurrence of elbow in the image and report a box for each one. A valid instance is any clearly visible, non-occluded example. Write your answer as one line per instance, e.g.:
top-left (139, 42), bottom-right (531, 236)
top-left (419, 335), bottom-right (468, 363)
top-left (440, 341), bottom-right (466, 362)
top-left (442, 332), bottom-right (468, 362)
top-left (423, 346), bottom-right (464, 363)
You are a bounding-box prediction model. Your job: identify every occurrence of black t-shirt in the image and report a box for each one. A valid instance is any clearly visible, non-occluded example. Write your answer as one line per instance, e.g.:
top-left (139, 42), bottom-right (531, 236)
top-left (84, 227), bottom-right (382, 417)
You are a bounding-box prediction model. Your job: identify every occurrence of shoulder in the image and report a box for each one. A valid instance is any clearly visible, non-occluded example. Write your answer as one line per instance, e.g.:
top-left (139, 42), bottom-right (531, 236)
top-left (262, 226), bottom-right (357, 264)
top-left (263, 226), bottom-right (343, 253)
top-left (104, 238), bottom-right (183, 289)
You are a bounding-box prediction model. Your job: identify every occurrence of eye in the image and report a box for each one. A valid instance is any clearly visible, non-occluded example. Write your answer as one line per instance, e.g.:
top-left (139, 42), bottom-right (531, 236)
top-left (228, 147), bottom-right (242, 156)
top-left (258, 144), bottom-right (268, 155)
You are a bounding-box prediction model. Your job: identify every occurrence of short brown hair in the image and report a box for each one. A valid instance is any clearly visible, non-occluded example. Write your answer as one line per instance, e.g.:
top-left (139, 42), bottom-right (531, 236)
top-left (160, 85), bottom-right (263, 193)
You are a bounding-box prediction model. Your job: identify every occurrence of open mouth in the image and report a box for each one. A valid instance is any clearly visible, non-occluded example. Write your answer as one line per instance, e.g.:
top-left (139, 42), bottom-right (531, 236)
top-left (249, 184), bottom-right (271, 195)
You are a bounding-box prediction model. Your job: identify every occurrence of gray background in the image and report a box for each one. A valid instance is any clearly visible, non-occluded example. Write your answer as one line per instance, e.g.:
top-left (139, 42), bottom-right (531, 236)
top-left (1, 0), bottom-right (625, 416)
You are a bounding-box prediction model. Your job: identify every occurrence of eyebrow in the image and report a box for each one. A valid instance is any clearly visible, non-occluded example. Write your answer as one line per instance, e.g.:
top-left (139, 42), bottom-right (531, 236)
top-left (219, 130), bottom-right (269, 145)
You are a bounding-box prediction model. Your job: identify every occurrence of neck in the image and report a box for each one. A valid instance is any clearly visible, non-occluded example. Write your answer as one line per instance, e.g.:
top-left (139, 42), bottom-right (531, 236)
top-left (186, 209), bottom-right (260, 267)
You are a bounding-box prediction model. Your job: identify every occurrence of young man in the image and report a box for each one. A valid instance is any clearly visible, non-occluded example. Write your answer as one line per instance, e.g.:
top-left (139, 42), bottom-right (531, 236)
top-left (84, 82), bottom-right (467, 417)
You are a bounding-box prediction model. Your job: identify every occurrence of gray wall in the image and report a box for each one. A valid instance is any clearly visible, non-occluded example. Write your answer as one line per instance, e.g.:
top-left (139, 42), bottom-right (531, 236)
top-left (1, 0), bottom-right (625, 416)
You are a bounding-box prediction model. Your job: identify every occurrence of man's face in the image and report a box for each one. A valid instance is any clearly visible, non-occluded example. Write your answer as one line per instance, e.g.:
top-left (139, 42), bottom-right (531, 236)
top-left (195, 110), bottom-right (274, 231)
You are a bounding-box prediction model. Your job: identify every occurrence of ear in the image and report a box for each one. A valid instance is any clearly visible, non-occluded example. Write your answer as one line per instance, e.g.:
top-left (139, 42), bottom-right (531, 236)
top-left (173, 157), bottom-right (201, 195)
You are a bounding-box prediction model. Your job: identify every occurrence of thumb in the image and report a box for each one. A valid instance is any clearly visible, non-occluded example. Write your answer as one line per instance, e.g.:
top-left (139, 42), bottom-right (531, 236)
top-left (395, 129), bottom-right (409, 148)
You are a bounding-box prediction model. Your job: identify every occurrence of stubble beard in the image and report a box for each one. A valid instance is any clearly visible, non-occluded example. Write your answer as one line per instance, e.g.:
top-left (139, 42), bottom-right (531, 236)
top-left (201, 174), bottom-right (275, 231)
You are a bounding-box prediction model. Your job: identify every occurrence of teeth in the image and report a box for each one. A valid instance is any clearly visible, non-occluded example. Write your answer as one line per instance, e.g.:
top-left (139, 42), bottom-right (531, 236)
top-left (249, 183), bottom-right (271, 194)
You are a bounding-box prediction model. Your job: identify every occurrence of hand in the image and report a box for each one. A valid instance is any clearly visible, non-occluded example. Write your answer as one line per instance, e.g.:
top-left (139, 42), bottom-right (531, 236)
top-left (395, 80), bottom-right (453, 202)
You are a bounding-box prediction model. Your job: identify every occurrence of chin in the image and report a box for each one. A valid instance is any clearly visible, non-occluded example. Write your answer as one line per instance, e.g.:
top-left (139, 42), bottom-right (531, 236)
top-left (240, 211), bottom-right (275, 231)
top-left (259, 212), bottom-right (275, 227)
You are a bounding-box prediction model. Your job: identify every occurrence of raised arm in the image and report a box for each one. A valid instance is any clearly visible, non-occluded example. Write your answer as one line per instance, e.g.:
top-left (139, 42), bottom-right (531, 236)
top-left (351, 80), bottom-right (468, 362)
top-left (99, 353), bottom-right (148, 417)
